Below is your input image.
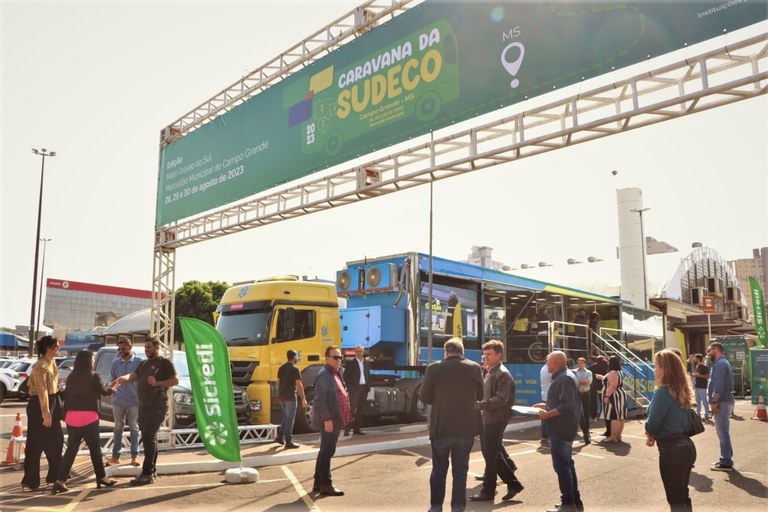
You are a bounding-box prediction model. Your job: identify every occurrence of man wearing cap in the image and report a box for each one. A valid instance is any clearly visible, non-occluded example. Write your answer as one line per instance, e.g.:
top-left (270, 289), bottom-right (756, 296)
top-left (106, 338), bottom-right (142, 467)
top-left (343, 344), bottom-right (371, 436)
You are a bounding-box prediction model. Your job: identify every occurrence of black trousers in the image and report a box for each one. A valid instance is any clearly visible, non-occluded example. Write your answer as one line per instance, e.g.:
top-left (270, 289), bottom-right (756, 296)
top-left (481, 422), bottom-right (522, 493)
top-left (138, 406), bottom-right (167, 476)
top-left (658, 436), bottom-right (696, 512)
top-left (22, 395), bottom-right (63, 488)
top-left (346, 384), bottom-right (367, 431)
top-left (579, 391), bottom-right (591, 438)
top-left (58, 420), bottom-right (106, 482)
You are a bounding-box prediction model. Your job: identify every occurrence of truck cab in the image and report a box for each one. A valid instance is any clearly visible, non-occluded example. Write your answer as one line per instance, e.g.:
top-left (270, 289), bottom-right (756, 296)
top-left (216, 276), bottom-right (340, 431)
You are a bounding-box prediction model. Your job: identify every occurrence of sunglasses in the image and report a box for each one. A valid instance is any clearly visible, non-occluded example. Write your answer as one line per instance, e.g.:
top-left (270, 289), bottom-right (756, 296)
top-left (328, 355), bottom-right (343, 360)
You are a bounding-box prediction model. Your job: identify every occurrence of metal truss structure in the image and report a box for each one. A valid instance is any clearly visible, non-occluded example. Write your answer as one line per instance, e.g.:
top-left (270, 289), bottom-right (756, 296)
top-left (150, 0), bottom-right (766, 446)
top-left (160, 0), bottom-right (418, 146)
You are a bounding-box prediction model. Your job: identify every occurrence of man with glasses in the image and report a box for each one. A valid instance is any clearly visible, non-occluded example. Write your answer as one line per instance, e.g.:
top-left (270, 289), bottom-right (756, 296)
top-left (107, 338), bottom-right (142, 467)
top-left (707, 342), bottom-right (734, 472)
top-left (311, 345), bottom-right (351, 496)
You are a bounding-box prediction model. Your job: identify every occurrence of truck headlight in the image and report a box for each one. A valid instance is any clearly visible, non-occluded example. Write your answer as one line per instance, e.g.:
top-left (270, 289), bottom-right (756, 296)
top-left (249, 400), bottom-right (262, 412)
top-left (174, 392), bottom-right (194, 405)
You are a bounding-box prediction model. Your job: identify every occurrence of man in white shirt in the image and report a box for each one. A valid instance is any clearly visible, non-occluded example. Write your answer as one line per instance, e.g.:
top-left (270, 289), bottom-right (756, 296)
top-left (343, 344), bottom-right (371, 436)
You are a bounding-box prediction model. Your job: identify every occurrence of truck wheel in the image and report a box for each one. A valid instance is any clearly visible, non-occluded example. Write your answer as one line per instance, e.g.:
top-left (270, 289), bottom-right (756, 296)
top-left (408, 386), bottom-right (427, 422)
top-left (293, 388), bottom-right (317, 434)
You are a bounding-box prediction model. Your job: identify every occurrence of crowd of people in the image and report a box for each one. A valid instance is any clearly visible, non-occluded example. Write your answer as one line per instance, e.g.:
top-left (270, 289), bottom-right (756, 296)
top-left (19, 335), bottom-right (734, 512)
top-left (21, 336), bottom-right (178, 492)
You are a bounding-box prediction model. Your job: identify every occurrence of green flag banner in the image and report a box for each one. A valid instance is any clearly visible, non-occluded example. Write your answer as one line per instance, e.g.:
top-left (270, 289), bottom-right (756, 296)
top-left (178, 317), bottom-right (241, 462)
top-left (750, 276), bottom-right (767, 347)
top-left (156, 0), bottom-right (767, 226)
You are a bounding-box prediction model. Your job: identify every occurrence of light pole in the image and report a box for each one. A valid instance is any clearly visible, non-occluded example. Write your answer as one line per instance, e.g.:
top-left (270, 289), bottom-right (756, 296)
top-left (29, 148), bottom-right (56, 356)
top-left (631, 207), bottom-right (650, 309)
top-left (36, 238), bottom-right (52, 339)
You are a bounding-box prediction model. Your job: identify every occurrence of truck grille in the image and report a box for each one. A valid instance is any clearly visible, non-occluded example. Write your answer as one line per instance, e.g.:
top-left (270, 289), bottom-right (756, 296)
top-left (230, 361), bottom-right (258, 385)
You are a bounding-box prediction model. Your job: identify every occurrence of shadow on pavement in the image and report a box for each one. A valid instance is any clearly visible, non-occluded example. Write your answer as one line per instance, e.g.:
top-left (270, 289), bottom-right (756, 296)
top-left (727, 470), bottom-right (768, 498)
top-left (689, 470), bottom-right (714, 493)
top-left (94, 486), bottom-right (212, 512)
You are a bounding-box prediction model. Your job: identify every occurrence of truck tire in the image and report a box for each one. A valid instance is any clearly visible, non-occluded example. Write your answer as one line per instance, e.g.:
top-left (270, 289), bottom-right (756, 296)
top-left (404, 386), bottom-right (427, 423)
top-left (293, 388), bottom-right (317, 434)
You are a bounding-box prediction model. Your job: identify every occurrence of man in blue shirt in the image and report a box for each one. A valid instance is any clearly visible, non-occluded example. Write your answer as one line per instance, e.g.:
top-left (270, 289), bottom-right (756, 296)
top-left (107, 339), bottom-right (142, 467)
top-left (538, 351), bottom-right (583, 512)
top-left (707, 342), bottom-right (735, 471)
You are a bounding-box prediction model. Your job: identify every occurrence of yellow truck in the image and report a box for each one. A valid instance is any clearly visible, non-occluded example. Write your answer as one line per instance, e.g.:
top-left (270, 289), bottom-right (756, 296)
top-left (215, 276), bottom-right (340, 432)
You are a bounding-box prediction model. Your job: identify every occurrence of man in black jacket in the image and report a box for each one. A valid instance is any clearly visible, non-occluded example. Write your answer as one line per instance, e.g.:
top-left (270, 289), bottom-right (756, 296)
top-left (471, 339), bottom-right (524, 503)
top-left (343, 344), bottom-right (371, 436)
top-left (421, 338), bottom-right (483, 512)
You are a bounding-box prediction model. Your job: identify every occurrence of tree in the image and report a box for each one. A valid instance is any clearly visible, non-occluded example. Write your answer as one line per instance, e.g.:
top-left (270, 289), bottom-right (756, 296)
top-left (174, 280), bottom-right (230, 345)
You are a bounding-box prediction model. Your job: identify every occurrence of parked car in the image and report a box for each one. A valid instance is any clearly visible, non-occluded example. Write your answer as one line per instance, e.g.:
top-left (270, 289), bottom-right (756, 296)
top-left (93, 346), bottom-right (250, 428)
top-left (57, 358), bottom-right (76, 388)
top-left (0, 368), bottom-right (21, 404)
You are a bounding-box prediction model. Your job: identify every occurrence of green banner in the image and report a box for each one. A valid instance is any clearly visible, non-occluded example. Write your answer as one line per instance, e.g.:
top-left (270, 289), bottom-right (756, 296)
top-left (750, 276), bottom-right (767, 347)
top-left (178, 317), bottom-right (241, 462)
top-left (750, 349), bottom-right (768, 405)
top-left (156, 0), bottom-right (767, 226)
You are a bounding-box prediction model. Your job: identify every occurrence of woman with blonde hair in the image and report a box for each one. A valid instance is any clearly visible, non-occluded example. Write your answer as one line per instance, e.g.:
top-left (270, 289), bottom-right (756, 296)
top-left (645, 349), bottom-right (696, 512)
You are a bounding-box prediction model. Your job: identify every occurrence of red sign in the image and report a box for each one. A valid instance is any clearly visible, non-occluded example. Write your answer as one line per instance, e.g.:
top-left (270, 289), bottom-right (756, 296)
top-left (702, 295), bottom-right (716, 314)
top-left (46, 278), bottom-right (154, 300)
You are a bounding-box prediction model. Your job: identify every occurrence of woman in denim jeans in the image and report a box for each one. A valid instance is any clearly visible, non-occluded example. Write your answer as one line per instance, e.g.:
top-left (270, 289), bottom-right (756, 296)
top-left (645, 350), bottom-right (696, 512)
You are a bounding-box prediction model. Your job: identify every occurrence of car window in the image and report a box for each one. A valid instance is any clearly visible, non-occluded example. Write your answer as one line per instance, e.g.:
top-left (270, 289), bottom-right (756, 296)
top-left (95, 351), bottom-right (116, 381)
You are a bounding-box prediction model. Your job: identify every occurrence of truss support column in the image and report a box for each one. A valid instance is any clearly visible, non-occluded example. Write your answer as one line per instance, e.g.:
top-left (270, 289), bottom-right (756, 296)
top-left (153, 230), bottom-right (177, 439)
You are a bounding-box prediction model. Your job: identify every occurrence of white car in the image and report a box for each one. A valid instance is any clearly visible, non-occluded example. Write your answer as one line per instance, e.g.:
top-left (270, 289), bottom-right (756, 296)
top-left (0, 368), bottom-right (21, 404)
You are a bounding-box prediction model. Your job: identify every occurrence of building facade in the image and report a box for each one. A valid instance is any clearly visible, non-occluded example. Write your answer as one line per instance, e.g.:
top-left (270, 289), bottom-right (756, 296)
top-left (729, 247), bottom-right (768, 317)
top-left (43, 278), bottom-right (153, 340)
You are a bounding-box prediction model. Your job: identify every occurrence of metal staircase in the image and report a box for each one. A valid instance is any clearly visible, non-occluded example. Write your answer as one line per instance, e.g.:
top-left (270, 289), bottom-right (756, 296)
top-left (592, 329), bottom-right (653, 412)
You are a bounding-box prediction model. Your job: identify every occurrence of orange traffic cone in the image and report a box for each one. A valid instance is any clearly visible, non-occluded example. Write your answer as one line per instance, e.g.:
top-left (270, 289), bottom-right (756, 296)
top-left (753, 395), bottom-right (768, 422)
top-left (3, 413), bottom-right (24, 464)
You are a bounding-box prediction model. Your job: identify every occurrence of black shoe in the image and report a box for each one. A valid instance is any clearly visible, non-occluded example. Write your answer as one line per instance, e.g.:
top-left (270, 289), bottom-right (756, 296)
top-left (129, 474), bottom-right (155, 486)
top-left (501, 481), bottom-right (524, 501)
top-left (284, 442), bottom-right (300, 449)
top-left (343, 430), bottom-right (350, 437)
top-left (584, 436), bottom-right (591, 445)
top-left (711, 463), bottom-right (733, 472)
top-left (474, 475), bottom-right (486, 482)
top-left (274, 436), bottom-right (284, 445)
top-left (51, 482), bottom-right (69, 495)
top-left (600, 431), bottom-right (610, 437)
top-left (96, 478), bottom-right (117, 489)
top-left (312, 482), bottom-right (321, 492)
top-left (469, 491), bottom-right (495, 502)
top-left (353, 430), bottom-right (365, 435)
top-left (547, 503), bottom-right (582, 512)
top-left (319, 484), bottom-right (344, 496)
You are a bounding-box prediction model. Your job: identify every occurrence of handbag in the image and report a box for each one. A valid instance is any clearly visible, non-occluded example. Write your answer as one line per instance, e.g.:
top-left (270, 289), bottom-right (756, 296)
top-left (687, 408), bottom-right (705, 437)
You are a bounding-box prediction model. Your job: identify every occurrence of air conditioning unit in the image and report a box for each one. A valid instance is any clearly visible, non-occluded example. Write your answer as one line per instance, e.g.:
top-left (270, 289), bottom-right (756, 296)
top-left (364, 263), bottom-right (399, 291)
top-left (690, 287), bottom-right (708, 306)
top-left (706, 277), bottom-right (721, 295)
top-left (725, 286), bottom-right (741, 304)
top-left (336, 267), bottom-right (365, 294)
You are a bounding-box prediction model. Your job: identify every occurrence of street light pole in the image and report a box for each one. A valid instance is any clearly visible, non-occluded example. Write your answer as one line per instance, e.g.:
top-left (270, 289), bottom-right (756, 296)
top-left (631, 207), bottom-right (650, 309)
top-left (36, 238), bottom-right (52, 339)
top-left (29, 148), bottom-right (56, 356)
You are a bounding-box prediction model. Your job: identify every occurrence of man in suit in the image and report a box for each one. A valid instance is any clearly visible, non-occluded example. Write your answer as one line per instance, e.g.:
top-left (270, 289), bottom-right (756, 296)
top-left (311, 345), bottom-right (351, 496)
top-left (343, 344), bottom-right (371, 436)
top-left (421, 338), bottom-right (484, 512)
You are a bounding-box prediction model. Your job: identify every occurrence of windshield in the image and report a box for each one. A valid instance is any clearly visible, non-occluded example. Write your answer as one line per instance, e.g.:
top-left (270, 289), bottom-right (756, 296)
top-left (172, 353), bottom-right (190, 377)
top-left (217, 309), bottom-right (271, 347)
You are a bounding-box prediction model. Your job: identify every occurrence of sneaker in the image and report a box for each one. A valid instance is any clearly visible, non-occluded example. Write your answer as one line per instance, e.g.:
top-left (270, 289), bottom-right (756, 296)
top-left (284, 442), bottom-right (300, 449)
top-left (104, 458), bottom-right (120, 467)
top-left (711, 463), bottom-right (733, 472)
top-left (130, 473), bottom-right (155, 486)
top-left (130, 458), bottom-right (141, 467)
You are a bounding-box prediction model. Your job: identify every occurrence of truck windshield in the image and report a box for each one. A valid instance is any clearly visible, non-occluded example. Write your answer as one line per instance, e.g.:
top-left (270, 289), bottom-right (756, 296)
top-left (217, 309), bottom-right (270, 346)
